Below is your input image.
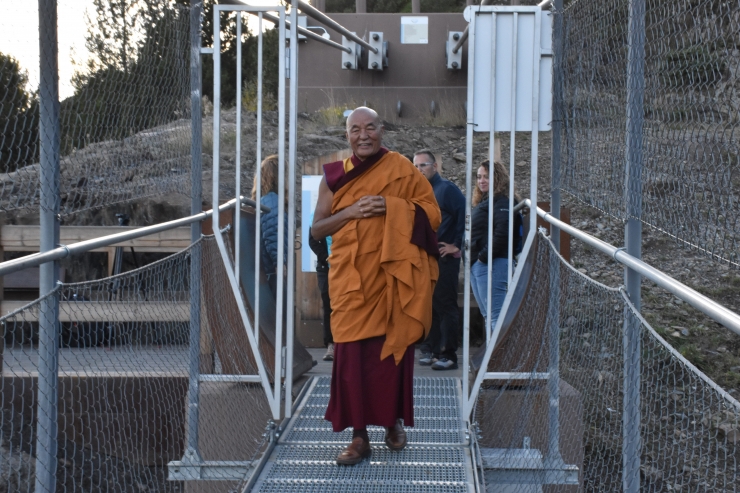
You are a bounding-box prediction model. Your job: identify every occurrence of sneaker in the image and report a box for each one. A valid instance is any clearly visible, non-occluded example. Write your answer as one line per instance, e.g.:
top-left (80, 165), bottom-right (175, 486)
top-left (323, 343), bottom-right (334, 361)
top-left (419, 352), bottom-right (436, 366)
top-left (431, 358), bottom-right (458, 370)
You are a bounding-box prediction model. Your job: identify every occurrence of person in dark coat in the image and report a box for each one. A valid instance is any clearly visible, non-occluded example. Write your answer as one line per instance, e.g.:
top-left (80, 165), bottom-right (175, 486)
top-left (413, 149), bottom-right (465, 371)
top-left (470, 160), bottom-right (522, 332)
top-left (308, 227), bottom-right (334, 361)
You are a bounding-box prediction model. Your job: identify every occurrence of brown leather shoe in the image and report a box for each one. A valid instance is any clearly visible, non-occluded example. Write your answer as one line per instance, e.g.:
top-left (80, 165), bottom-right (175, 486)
top-left (384, 419), bottom-right (407, 451)
top-left (336, 437), bottom-right (372, 465)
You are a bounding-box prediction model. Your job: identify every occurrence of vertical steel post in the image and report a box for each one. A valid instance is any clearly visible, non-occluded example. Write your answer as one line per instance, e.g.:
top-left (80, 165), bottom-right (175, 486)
top-left (529, 12), bottom-right (542, 245)
top-left (507, 13), bottom-right (518, 285)
top-left (545, 239), bottom-right (565, 475)
top-left (485, 14), bottom-right (498, 344)
top-left (623, 0), bottom-right (645, 491)
top-left (545, 0), bottom-right (566, 479)
top-left (235, 13), bottom-right (243, 286)
top-left (550, 0), bottom-right (563, 253)
top-left (183, 0), bottom-right (203, 465)
top-left (285, 0), bottom-right (299, 418)
top-left (255, 13), bottom-right (263, 345)
top-left (462, 10), bottom-right (477, 419)
top-left (35, 2), bottom-right (60, 492)
top-left (273, 7), bottom-right (287, 414)
top-left (411, 0), bottom-right (420, 13)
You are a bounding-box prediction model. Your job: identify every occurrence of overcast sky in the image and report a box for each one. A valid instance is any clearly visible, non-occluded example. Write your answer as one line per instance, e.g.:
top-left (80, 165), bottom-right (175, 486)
top-left (0, 0), bottom-right (284, 100)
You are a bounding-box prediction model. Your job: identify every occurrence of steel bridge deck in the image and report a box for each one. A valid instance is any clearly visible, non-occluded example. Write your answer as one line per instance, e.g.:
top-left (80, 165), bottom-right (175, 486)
top-left (250, 375), bottom-right (475, 493)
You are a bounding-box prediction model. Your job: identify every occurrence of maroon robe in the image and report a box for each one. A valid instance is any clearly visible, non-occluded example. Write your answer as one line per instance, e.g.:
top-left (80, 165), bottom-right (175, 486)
top-left (325, 336), bottom-right (415, 431)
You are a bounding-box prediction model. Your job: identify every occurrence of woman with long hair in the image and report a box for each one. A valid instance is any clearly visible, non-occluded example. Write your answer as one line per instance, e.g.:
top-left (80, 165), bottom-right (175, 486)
top-left (469, 160), bottom-right (522, 332)
top-left (251, 155), bottom-right (288, 291)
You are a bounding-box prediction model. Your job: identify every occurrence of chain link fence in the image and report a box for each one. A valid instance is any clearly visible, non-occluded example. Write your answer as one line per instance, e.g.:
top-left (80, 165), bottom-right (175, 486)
top-left (1, 0), bottom-right (191, 218)
top-left (0, 236), bottom-right (278, 492)
top-left (556, 0), bottom-right (740, 267)
top-left (473, 232), bottom-right (739, 491)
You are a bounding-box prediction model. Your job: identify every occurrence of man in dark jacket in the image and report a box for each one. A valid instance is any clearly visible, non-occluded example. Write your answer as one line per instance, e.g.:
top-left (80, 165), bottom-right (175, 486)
top-left (413, 149), bottom-right (466, 370)
top-left (308, 227), bottom-right (334, 361)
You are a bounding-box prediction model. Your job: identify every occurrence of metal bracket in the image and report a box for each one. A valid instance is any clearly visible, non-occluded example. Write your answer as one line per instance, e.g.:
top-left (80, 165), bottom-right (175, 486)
top-left (446, 31), bottom-right (463, 70)
top-left (479, 447), bottom-right (579, 486)
top-left (198, 374), bottom-right (262, 383)
top-left (167, 460), bottom-right (256, 481)
top-left (200, 47), bottom-right (214, 55)
top-left (285, 15), bottom-right (308, 41)
top-left (368, 32), bottom-right (387, 70)
top-left (264, 419), bottom-right (277, 443)
top-left (341, 34), bottom-right (361, 70)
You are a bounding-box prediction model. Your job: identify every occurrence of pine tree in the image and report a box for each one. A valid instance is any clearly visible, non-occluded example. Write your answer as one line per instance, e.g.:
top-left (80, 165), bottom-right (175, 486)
top-left (0, 53), bottom-right (38, 172)
top-left (84, 0), bottom-right (143, 74)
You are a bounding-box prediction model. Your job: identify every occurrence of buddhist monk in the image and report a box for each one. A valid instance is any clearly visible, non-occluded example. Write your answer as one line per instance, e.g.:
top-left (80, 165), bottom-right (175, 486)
top-left (311, 107), bottom-right (441, 465)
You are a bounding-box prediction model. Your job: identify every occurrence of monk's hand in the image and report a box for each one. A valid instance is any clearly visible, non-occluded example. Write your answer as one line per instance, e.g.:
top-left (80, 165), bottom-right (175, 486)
top-left (438, 242), bottom-right (460, 257)
top-left (351, 195), bottom-right (386, 218)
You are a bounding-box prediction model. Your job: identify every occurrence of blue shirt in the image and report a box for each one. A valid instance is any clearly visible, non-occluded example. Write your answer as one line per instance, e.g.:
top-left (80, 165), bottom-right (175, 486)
top-left (429, 172), bottom-right (466, 249)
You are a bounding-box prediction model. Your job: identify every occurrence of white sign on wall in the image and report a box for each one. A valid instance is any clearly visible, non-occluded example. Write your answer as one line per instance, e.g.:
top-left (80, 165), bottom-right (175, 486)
top-left (401, 16), bottom-right (429, 44)
top-left (469, 7), bottom-right (553, 132)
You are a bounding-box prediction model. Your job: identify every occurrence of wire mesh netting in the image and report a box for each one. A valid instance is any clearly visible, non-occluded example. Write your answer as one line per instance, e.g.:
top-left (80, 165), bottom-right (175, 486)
top-left (557, 0), bottom-right (740, 267)
top-left (1, 0), bottom-right (191, 217)
top-left (0, 237), bottom-right (277, 492)
top-left (473, 232), bottom-right (739, 491)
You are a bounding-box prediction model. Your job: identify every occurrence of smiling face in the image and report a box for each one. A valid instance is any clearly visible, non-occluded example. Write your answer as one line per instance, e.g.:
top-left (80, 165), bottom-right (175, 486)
top-left (346, 107), bottom-right (384, 160)
top-left (476, 165), bottom-right (489, 194)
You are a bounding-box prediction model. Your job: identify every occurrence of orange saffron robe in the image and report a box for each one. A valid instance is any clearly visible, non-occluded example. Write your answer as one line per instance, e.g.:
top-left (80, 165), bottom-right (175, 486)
top-left (327, 151), bottom-right (441, 364)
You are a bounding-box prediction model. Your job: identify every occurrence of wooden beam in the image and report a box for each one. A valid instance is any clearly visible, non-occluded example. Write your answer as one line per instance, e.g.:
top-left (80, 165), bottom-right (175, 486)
top-left (1, 301), bottom-right (190, 322)
top-left (0, 225), bottom-right (191, 252)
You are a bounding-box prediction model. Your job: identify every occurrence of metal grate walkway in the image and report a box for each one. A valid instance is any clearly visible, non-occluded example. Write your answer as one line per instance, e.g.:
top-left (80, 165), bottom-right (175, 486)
top-left (250, 375), bottom-right (475, 493)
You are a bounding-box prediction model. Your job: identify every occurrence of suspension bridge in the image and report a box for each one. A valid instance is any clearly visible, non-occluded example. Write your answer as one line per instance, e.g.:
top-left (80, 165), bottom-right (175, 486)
top-left (0, 1), bottom-right (739, 492)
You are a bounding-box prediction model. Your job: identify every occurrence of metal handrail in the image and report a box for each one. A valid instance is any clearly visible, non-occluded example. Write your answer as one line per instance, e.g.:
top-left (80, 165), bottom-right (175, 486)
top-left (452, 26), bottom-right (468, 54)
top-left (453, 0), bottom-right (493, 54)
top-left (289, 0), bottom-right (379, 54)
top-left (0, 197), bottom-right (267, 278)
top-left (217, 0), bottom-right (351, 53)
top-left (525, 199), bottom-right (740, 336)
top-left (261, 11), bottom-right (351, 53)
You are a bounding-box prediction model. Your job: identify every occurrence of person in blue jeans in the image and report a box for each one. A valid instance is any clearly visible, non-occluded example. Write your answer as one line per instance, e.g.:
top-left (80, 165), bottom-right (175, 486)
top-left (469, 160), bottom-right (522, 333)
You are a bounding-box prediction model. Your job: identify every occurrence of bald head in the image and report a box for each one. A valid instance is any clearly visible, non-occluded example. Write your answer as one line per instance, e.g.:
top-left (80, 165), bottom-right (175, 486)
top-left (346, 106), bottom-right (381, 130)
top-left (345, 106), bottom-right (384, 161)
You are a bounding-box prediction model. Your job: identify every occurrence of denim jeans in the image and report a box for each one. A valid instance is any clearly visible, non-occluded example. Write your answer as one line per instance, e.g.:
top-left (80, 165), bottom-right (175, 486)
top-left (470, 258), bottom-right (509, 332)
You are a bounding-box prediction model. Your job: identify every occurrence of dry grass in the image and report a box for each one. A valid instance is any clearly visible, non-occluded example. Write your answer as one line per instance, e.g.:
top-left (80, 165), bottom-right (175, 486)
top-left (241, 82), bottom-right (277, 112)
top-left (315, 90), bottom-right (356, 127)
top-left (425, 97), bottom-right (466, 127)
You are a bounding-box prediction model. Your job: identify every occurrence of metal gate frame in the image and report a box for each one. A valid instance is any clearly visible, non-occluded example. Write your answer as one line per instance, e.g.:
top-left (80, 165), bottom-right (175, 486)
top-left (461, 5), bottom-right (552, 418)
top-left (208, 3), bottom-right (299, 422)
top-left (169, 2), bottom-right (300, 482)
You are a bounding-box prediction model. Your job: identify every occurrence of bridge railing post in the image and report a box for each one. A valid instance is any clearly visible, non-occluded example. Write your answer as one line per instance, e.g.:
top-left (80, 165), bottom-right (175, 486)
top-left (35, 1), bottom-right (61, 492)
top-left (623, 0), bottom-right (646, 491)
